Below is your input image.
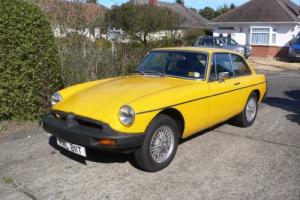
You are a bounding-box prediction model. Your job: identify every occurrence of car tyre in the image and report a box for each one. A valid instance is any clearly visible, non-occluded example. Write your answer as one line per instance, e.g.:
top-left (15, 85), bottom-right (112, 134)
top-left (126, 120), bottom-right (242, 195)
top-left (288, 58), bottom-right (294, 63)
top-left (235, 92), bottom-right (258, 127)
top-left (134, 114), bottom-right (179, 172)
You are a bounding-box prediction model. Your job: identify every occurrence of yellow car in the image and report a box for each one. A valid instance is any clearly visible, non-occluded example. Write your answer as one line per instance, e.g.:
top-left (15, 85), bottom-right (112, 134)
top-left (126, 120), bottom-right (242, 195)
top-left (43, 47), bottom-right (267, 172)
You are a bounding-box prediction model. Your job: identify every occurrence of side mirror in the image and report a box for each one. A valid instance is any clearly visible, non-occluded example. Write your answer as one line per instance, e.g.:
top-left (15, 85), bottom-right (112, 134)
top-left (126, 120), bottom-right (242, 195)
top-left (218, 72), bottom-right (230, 81)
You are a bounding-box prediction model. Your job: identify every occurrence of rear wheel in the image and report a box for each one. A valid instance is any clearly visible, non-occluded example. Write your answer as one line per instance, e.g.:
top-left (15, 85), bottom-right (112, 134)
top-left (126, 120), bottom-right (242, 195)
top-left (134, 114), bottom-right (179, 172)
top-left (235, 92), bottom-right (258, 127)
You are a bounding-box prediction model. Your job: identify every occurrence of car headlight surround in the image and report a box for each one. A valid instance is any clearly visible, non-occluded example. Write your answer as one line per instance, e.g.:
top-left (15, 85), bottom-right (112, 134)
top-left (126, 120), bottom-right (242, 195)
top-left (119, 105), bottom-right (135, 126)
top-left (51, 92), bottom-right (62, 106)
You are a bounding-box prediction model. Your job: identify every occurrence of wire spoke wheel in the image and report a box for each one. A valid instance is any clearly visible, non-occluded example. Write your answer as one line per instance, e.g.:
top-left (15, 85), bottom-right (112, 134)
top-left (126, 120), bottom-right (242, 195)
top-left (150, 125), bottom-right (175, 163)
top-left (246, 97), bottom-right (257, 122)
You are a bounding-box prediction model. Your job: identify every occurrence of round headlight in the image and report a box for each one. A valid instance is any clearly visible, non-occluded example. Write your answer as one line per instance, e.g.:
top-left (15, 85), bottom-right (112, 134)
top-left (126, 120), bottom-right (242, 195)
top-left (119, 105), bottom-right (135, 126)
top-left (51, 92), bottom-right (62, 106)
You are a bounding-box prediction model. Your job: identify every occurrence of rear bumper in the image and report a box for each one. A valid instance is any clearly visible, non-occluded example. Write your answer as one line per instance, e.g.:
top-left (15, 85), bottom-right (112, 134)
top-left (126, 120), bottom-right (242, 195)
top-left (288, 55), bottom-right (300, 60)
top-left (42, 111), bottom-right (145, 152)
top-left (289, 51), bottom-right (300, 60)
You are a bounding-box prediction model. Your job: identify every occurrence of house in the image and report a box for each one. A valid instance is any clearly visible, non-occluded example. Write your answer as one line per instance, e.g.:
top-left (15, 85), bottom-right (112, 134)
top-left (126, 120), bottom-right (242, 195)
top-left (128, 0), bottom-right (209, 29)
top-left (127, 0), bottom-right (210, 41)
top-left (211, 0), bottom-right (300, 57)
top-left (37, 0), bottom-right (108, 40)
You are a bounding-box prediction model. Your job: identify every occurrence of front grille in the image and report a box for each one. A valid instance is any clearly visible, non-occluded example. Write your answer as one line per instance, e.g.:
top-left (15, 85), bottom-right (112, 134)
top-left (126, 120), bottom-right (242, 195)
top-left (51, 111), bottom-right (103, 130)
top-left (76, 117), bottom-right (103, 130)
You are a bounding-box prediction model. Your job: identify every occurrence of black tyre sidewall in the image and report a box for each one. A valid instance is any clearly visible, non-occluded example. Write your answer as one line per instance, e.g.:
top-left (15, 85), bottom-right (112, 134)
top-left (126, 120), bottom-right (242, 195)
top-left (134, 114), bottom-right (179, 172)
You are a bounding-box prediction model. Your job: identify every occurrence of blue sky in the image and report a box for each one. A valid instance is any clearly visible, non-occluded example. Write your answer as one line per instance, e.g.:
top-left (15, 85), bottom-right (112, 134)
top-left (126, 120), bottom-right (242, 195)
top-left (99, 0), bottom-right (300, 9)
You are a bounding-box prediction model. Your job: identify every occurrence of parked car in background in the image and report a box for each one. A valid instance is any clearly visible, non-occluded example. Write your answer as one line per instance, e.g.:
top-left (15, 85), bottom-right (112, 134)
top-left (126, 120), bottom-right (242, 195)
top-left (195, 36), bottom-right (252, 59)
top-left (43, 47), bottom-right (267, 172)
top-left (288, 32), bottom-right (300, 62)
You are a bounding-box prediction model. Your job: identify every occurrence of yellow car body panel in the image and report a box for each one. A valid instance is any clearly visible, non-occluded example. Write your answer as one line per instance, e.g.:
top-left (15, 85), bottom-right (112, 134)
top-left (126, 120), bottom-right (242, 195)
top-left (51, 47), bottom-right (267, 138)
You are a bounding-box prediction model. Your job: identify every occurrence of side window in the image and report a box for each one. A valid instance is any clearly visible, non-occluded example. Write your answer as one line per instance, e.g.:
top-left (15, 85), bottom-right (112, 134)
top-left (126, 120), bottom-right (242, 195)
top-left (202, 38), bottom-right (213, 46)
top-left (218, 38), bottom-right (226, 46)
top-left (215, 53), bottom-right (234, 77)
top-left (197, 38), bottom-right (204, 45)
top-left (215, 38), bottom-right (223, 46)
top-left (210, 53), bottom-right (233, 81)
top-left (231, 54), bottom-right (252, 77)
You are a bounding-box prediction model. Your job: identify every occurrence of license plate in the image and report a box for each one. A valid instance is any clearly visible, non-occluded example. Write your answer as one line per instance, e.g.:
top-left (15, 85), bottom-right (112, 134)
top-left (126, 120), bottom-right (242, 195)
top-left (56, 137), bottom-right (86, 157)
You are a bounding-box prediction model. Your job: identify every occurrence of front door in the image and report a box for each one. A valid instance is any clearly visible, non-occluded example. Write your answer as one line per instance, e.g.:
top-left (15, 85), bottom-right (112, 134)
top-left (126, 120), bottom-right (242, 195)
top-left (208, 53), bottom-right (242, 126)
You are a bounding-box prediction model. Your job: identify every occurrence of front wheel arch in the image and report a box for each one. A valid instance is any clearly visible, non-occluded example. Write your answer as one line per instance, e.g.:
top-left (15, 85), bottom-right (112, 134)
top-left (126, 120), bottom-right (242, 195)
top-left (252, 89), bottom-right (260, 102)
top-left (157, 108), bottom-right (185, 138)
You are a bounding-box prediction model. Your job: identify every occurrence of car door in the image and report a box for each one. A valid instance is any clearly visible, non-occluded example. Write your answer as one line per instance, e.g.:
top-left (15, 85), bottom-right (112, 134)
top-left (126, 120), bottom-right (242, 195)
top-left (230, 53), bottom-right (253, 112)
top-left (208, 53), bottom-right (243, 126)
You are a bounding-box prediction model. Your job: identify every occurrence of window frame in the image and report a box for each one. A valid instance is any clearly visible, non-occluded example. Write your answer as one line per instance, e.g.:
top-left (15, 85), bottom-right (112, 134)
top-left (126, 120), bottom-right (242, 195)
top-left (230, 53), bottom-right (252, 77)
top-left (209, 52), bottom-right (235, 82)
top-left (250, 27), bottom-right (271, 45)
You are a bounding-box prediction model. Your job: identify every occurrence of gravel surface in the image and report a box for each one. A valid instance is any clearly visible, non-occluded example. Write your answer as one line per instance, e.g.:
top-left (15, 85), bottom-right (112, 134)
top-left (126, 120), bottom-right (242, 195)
top-left (0, 70), bottom-right (299, 200)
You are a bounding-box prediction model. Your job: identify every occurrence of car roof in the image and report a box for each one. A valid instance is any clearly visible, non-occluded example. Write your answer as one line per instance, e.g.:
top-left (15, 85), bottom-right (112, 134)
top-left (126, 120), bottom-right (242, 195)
top-left (153, 47), bottom-right (234, 54)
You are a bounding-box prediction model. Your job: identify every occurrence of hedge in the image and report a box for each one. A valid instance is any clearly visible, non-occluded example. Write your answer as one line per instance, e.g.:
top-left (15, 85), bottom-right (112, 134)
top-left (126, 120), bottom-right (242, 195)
top-left (0, 0), bottom-right (62, 120)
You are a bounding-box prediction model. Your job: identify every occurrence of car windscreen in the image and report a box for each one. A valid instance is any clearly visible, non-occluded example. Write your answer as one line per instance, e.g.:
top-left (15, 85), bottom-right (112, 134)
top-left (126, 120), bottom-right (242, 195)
top-left (137, 51), bottom-right (208, 79)
top-left (198, 38), bottom-right (214, 46)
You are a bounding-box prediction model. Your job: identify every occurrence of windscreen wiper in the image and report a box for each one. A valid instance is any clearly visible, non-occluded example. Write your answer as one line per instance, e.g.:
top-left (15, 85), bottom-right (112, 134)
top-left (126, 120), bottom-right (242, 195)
top-left (143, 71), bottom-right (166, 77)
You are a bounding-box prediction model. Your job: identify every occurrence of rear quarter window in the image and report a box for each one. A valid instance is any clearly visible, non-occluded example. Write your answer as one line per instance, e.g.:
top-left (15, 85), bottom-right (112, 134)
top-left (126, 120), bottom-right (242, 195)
top-left (231, 54), bottom-right (252, 77)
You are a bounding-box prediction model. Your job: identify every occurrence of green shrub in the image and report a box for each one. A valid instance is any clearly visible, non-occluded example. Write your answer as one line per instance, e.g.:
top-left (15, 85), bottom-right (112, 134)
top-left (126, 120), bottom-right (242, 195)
top-left (56, 35), bottom-right (185, 87)
top-left (95, 38), bottom-right (112, 50)
top-left (0, 0), bottom-right (62, 120)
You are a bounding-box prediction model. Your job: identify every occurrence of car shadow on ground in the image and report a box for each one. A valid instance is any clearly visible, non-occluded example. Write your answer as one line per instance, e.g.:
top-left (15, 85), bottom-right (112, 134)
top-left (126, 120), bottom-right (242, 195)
top-left (48, 136), bottom-right (140, 169)
top-left (263, 90), bottom-right (300, 125)
top-left (48, 121), bottom-right (234, 170)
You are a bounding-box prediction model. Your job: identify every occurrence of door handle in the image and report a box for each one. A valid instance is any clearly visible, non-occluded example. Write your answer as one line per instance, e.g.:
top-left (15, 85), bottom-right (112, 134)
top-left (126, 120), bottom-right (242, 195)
top-left (234, 82), bottom-right (241, 86)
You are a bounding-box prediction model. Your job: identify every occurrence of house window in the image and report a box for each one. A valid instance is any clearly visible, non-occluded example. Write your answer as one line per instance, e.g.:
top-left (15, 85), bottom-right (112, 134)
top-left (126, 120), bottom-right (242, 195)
top-left (218, 27), bottom-right (235, 30)
top-left (251, 28), bottom-right (270, 45)
top-left (272, 28), bottom-right (277, 44)
top-left (272, 33), bottom-right (276, 44)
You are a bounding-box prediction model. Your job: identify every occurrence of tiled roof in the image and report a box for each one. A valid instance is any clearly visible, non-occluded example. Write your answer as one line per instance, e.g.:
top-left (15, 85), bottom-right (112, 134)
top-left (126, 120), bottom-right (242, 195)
top-left (212, 0), bottom-right (300, 24)
top-left (128, 0), bottom-right (210, 28)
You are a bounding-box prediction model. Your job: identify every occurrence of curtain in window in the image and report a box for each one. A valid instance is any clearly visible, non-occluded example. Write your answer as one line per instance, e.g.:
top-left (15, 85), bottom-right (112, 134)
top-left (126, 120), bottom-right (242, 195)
top-left (251, 28), bottom-right (270, 45)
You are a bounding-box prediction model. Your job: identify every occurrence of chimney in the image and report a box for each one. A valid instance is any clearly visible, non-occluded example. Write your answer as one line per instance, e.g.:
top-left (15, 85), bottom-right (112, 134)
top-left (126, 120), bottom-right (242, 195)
top-left (149, 0), bottom-right (157, 6)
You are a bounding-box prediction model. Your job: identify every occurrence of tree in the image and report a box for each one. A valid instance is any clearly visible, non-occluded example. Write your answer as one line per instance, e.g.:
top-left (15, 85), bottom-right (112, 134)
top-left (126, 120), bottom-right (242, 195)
top-left (105, 4), bottom-right (182, 45)
top-left (199, 7), bottom-right (215, 20)
top-left (0, 0), bottom-right (62, 120)
top-left (200, 4), bottom-right (236, 19)
top-left (215, 4), bottom-right (231, 17)
top-left (86, 0), bottom-right (97, 3)
top-left (176, 0), bottom-right (184, 5)
top-left (230, 3), bottom-right (236, 9)
top-left (190, 8), bottom-right (197, 13)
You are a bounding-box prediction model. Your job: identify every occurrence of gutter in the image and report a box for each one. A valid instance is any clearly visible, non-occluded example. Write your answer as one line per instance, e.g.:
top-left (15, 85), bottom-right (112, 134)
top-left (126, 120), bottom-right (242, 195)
top-left (210, 21), bottom-right (300, 25)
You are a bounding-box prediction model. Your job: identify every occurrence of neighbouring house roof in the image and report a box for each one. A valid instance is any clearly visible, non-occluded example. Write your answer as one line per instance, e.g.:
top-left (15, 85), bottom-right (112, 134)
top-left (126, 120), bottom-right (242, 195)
top-left (127, 0), bottom-right (210, 29)
top-left (37, 0), bottom-right (108, 27)
top-left (212, 0), bottom-right (300, 24)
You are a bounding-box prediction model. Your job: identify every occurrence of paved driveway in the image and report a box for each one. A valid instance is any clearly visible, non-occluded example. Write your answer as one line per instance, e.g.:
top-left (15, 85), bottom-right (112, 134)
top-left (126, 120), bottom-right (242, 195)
top-left (0, 70), bottom-right (299, 200)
